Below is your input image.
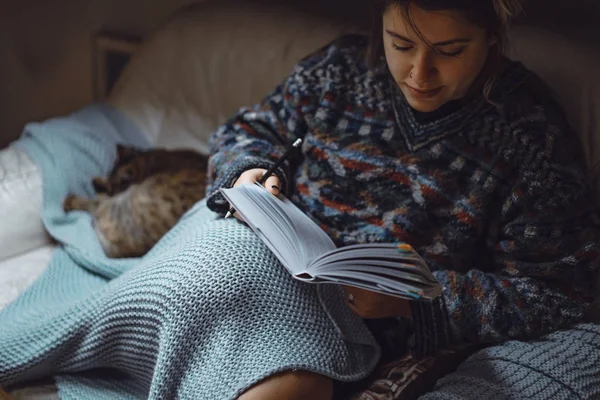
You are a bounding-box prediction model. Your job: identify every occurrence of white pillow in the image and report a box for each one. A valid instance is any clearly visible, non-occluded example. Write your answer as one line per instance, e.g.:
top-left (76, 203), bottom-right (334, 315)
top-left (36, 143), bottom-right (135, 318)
top-left (108, 0), bottom-right (361, 154)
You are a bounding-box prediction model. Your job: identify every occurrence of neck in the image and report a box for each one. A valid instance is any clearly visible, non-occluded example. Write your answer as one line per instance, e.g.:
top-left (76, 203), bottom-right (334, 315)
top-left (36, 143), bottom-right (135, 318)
top-left (410, 97), bottom-right (470, 124)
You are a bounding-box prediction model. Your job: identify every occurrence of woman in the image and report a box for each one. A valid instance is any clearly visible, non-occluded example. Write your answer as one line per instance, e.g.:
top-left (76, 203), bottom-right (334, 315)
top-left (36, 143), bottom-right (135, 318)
top-left (206, 0), bottom-right (600, 398)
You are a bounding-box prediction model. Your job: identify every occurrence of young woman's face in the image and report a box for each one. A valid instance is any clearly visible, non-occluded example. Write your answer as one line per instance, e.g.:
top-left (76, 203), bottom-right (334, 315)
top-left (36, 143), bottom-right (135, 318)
top-left (383, 4), bottom-right (496, 112)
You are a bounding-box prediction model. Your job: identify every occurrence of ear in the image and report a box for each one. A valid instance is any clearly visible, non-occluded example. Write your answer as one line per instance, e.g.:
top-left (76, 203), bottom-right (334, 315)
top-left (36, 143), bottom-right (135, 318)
top-left (487, 33), bottom-right (499, 48)
top-left (115, 143), bottom-right (138, 163)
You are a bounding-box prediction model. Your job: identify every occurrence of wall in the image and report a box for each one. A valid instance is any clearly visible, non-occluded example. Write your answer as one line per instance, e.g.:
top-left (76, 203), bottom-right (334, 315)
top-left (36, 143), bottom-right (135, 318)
top-left (0, 0), bottom-right (201, 148)
top-left (521, 0), bottom-right (600, 45)
top-left (1, 0), bottom-right (599, 148)
top-left (293, 0), bottom-right (600, 44)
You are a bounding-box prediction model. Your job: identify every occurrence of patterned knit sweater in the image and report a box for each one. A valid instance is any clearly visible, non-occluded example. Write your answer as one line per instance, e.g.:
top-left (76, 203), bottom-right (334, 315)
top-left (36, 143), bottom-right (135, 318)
top-left (206, 34), bottom-right (600, 358)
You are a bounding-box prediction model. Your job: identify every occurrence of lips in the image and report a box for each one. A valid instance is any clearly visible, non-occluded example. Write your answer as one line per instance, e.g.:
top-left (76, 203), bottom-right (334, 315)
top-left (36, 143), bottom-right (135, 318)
top-left (406, 85), bottom-right (442, 99)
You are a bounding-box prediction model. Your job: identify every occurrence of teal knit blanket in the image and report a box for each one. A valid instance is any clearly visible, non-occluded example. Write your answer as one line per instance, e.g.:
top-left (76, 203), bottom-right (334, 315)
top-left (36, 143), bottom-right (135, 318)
top-left (0, 104), bottom-right (380, 399)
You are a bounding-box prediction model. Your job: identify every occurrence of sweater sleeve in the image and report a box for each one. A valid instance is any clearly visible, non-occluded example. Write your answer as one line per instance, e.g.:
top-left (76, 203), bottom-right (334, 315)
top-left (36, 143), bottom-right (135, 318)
top-left (205, 45), bottom-right (330, 215)
top-left (408, 113), bottom-right (600, 359)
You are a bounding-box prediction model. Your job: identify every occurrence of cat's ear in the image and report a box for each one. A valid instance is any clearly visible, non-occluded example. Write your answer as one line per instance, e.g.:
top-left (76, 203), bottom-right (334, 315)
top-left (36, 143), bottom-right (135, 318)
top-left (116, 144), bottom-right (137, 163)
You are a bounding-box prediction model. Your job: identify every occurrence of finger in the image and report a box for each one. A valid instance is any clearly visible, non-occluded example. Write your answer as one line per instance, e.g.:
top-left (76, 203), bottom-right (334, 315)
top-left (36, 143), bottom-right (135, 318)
top-left (342, 285), bottom-right (360, 310)
top-left (350, 286), bottom-right (387, 300)
top-left (234, 169), bottom-right (268, 187)
top-left (263, 175), bottom-right (281, 196)
top-left (231, 169), bottom-right (268, 222)
top-left (230, 169), bottom-right (267, 222)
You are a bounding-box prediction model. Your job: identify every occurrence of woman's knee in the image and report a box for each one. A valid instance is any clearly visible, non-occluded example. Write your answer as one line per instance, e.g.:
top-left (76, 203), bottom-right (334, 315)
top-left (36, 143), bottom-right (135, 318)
top-left (237, 370), bottom-right (333, 400)
top-left (162, 239), bottom-right (283, 307)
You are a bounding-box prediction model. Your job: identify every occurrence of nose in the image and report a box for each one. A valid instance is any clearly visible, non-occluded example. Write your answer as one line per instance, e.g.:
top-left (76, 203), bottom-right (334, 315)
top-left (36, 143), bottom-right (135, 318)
top-left (410, 50), bottom-right (437, 85)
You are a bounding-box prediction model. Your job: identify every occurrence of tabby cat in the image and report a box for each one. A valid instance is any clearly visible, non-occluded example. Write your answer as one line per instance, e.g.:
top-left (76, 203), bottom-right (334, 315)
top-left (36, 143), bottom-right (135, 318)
top-left (63, 144), bottom-right (209, 258)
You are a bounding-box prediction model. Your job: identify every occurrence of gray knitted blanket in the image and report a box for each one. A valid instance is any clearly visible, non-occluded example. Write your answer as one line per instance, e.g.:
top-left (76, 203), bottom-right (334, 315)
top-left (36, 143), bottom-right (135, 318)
top-left (0, 104), bottom-right (380, 399)
top-left (421, 323), bottom-right (600, 400)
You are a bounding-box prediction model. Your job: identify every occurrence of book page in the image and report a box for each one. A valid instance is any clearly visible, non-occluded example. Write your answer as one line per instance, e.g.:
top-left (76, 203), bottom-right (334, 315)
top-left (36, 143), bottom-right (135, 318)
top-left (337, 262), bottom-right (432, 285)
top-left (220, 183), bottom-right (337, 276)
top-left (309, 273), bottom-right (441, 301)
top-left (305, 242), bottom-right (442, 300)
top-left (309, 243), bottom-right (437, 282)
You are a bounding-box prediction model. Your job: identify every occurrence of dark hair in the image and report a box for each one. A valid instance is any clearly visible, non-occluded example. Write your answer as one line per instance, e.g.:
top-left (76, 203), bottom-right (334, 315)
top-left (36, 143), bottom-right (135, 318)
top-left (367, 0), bottom-right (524, 101)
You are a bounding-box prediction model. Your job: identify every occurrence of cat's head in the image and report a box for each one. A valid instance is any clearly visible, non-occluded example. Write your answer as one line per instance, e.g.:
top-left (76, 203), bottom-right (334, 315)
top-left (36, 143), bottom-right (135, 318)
top-left (104, 144), bottom-right (144, 194)
top-left (115, 144), bottom-right (139, 165)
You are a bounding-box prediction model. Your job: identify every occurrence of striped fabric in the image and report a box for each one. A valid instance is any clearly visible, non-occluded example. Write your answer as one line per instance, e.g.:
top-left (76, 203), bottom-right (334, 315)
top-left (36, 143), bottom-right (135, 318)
top-left (206, 34), bottom-right (600, 358)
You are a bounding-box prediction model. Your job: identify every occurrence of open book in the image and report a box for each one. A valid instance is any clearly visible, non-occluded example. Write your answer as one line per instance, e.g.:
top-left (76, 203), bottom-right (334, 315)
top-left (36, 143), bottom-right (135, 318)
top-left (220, 183), bottom-right (442, 301)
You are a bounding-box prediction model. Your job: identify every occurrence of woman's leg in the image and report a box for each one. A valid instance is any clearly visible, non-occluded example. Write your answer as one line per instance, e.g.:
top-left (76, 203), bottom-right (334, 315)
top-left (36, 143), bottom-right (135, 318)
top-left (238, 370), bottom-right (333, 400)
top-left (0, 203), bottom-right (375, 399)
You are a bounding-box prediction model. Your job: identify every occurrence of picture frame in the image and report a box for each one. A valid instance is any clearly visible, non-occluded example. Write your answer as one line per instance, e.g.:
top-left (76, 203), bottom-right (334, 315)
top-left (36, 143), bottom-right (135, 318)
top-left (92, 31), bottom-right (142, 101)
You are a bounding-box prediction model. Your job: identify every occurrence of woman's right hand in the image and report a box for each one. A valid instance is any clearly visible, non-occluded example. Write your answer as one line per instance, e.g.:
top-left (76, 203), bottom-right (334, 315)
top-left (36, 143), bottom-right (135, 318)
top-left (230, 168), bottom-right (282, 222)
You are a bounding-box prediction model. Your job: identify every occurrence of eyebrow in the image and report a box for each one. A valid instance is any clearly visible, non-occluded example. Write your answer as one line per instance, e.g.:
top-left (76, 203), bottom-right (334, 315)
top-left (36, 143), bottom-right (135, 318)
top-left (385, 29), bottom-right (471, 46)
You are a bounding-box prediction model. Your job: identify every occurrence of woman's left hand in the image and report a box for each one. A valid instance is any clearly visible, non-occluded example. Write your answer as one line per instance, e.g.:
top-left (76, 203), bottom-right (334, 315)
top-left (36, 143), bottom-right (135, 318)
top-left (342, 285), bottom-right (412, 319)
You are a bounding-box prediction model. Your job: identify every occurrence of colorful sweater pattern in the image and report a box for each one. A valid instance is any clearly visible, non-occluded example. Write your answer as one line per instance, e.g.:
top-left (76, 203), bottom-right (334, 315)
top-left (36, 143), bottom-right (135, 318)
top-left (206, 34), bottom-right (600, 358)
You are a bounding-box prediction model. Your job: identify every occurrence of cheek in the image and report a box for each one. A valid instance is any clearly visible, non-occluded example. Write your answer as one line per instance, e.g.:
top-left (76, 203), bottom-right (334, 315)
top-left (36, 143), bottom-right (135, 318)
top-left (384, 48), bottom-right (410, 82)
top-left (443, 65), bottom-right (474, 89)
top-left (443, 52), bottom-right (489, 90)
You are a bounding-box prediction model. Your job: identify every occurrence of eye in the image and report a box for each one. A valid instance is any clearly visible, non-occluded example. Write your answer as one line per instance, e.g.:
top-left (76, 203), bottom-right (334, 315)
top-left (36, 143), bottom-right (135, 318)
top-left (118, 167), bottom-right (133, 182)
top-left (392, 43), bottom-right (412, 52)
top-left (438, 48), bottom-right (466, 57)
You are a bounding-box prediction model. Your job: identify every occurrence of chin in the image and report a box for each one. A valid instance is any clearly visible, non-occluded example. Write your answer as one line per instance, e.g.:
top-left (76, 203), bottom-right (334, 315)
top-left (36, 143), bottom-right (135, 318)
top-left (400, 86), bottom-right (447, 112)
top-left (405, 98), bottom-right (444, 113)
